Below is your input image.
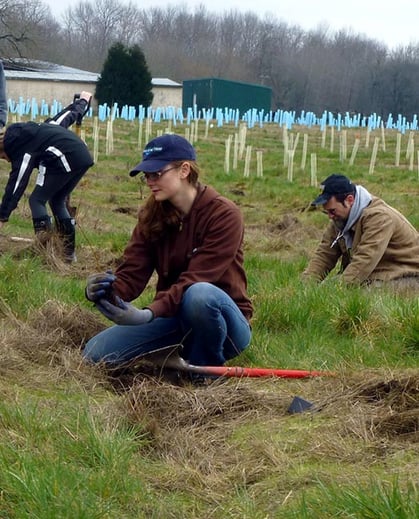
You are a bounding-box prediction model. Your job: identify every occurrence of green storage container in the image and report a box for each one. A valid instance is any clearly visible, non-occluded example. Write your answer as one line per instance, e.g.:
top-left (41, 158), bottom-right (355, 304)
top-left (182, 77), bottom-right (272, 116)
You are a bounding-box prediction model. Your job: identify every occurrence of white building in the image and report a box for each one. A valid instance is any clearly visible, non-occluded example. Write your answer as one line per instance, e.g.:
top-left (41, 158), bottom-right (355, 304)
top-left (2, 58), bottom-right (182, 109)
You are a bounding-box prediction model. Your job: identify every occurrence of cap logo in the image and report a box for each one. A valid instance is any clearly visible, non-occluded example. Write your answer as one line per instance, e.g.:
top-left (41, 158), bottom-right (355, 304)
top-left (143, 145), bottom-right (163, 158)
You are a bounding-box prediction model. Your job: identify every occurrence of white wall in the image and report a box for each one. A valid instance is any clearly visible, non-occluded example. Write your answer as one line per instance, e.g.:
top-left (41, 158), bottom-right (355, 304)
top-left (151, 86), bottom-right (182, 108)
top-left (6, 79), bottom-right (97, 106)
top-left (6, 79), bottom-right (183, 110)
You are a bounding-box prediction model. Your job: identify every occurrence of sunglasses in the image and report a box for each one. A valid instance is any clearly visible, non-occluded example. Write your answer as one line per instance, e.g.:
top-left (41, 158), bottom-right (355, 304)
top-left (139, 165), bottom-right (178, 183)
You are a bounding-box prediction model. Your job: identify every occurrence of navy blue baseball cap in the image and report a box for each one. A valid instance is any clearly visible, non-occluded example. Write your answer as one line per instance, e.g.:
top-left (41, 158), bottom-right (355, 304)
top-left (312, 174), bottom-right (355, 205)
top-left (130, 134), bottom-right (196, 176)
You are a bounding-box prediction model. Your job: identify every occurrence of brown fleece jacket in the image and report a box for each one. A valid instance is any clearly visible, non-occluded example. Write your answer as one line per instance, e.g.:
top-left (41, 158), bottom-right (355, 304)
top-left (112, 184), bottom-right (253, 320)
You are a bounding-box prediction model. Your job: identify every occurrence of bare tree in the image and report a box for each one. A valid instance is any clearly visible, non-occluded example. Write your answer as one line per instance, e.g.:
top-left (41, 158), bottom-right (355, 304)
top-left (0, 0), bottom-right (58, 57)
top-left (213, 10), bottom-right (256, 80)
top-left (4, 0), bottom-right (419, 119)
top-left (60, 0), bottom-right (135, 71)
top-left (376, 45), bottom-right (419, 119)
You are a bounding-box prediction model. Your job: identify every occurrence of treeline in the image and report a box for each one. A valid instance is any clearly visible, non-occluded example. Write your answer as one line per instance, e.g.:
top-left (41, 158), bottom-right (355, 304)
top-left (2, 0), bottom-right (419, 118)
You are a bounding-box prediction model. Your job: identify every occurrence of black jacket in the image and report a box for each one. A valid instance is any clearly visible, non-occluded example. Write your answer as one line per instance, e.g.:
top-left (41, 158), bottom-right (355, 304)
top-left (0, 122), bottom-right (93, 221)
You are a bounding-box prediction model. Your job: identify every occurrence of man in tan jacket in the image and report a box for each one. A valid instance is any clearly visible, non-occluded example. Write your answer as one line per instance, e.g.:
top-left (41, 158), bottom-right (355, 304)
top-left (302, 174), bottom-right (419, 286)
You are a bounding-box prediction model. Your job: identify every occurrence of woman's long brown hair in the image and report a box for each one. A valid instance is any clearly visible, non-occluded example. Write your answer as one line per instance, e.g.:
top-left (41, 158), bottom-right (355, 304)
top-left (138, 160), bottom-right (200, 241)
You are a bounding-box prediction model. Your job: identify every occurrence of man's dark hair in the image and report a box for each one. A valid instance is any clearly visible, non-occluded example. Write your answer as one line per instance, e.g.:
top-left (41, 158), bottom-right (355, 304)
top-left (335, 189), bottom-right (355, 203)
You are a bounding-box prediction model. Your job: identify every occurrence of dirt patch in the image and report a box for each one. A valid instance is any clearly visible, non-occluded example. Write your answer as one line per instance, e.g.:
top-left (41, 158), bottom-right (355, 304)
top-left (113, 370), bottom-right (419, 495)
top-left (0, 234), bottom-right (34, 256)
top-left (27, 299), bottom-right (107, 350)
top-left (121, 369), bottom-right (419, 459)
top-left (1, 300), bottom-right (417, 488)
top-left (245, 214), bottom-right (321, 258)
top-left (0, 300), bottom-right (107, 389)
top-left (324, 375), bottom-right (419, 442)
top-left (127, 378), bottom-right (288, 430)
top-left (0, 233), bottom-right (122, 276)
top-left (113, 206), bottom-right (138, 216)
top-left (2, 300), bottom-right (417, 446)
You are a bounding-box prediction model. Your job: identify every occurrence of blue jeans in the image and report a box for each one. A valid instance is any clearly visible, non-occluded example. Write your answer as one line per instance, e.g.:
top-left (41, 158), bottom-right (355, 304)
top-left (82, 282), bottom-right (251, 367)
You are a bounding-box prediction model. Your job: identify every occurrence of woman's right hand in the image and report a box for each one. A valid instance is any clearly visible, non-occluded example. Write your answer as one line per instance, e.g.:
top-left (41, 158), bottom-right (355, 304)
top-left (86, 271), bottom-right (116, 302)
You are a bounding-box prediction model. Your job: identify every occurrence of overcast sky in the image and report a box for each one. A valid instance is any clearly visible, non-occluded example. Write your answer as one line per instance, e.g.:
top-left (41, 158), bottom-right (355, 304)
top-left (44, 0), bottom-right (419, 50)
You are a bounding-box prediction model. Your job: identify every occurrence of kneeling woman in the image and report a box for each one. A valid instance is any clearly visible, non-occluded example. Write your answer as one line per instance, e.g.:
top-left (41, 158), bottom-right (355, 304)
top-left (83, 134), bottom-right (253, 370)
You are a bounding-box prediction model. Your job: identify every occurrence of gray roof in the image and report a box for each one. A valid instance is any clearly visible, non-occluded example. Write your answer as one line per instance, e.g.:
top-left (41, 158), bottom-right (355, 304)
top-left (3, 58), bottom-right (99, 83)
top-left (2, 58), bottom-right (181, 86)
top-left (151, 77), bottom-right (182, 87)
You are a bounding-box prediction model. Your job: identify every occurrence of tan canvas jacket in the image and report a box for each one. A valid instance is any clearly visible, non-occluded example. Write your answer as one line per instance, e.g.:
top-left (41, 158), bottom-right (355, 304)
top-left (302, 197), bottom-right (419, 284)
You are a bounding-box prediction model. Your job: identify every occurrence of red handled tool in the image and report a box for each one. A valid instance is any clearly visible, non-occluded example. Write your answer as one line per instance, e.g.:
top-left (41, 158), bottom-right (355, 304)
top-left (138, 345), bottom-right (335, 379)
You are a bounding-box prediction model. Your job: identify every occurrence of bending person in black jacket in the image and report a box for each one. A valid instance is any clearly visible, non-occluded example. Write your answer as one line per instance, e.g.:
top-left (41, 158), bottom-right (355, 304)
top-left (0, 60), bottom-right (7, 129)
top-left (0, 92), bottom-right (94, 262)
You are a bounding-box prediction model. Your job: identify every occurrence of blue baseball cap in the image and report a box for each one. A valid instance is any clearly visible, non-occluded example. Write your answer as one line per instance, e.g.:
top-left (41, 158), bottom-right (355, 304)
top-left (130, 134), bottom-right (196, 176)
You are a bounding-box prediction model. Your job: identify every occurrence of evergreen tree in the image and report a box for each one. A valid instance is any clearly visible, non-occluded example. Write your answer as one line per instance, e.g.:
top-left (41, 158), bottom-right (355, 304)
top-left (95, 42), bottom-right (153, 111)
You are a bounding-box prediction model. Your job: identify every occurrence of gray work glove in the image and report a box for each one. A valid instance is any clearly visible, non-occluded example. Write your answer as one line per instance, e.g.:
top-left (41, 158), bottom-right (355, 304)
top-left (96, 296), bottom-right (154, 325)
top-left (86, 271), bottom-right (116, 302)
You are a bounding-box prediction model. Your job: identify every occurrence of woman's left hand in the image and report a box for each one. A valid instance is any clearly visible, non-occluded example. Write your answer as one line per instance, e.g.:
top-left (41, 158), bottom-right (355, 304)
top-left (96, 296), bottom-right (154, 325)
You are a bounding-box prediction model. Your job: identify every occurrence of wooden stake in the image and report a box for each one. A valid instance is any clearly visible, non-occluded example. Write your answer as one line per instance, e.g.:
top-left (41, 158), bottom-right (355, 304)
top-left (239, 123), bottom-right (247, 160)
top-left (105, 119), bottom-right (113, 155)
top-left (339, 130), bottom-right (347, 162)
top-left (145, 117), bottom-right (152, 144)
top-left (406, 131), bottom-right (414, 161)
top-left (381, 123), bottom-right (386, 152)
top-left (224, 135), bottom-right (232, 173)
top-left (9, 236), bottom-right (34, 243)
top-left (190, 122), bottom-right (195, 144)
top-left (287, 149), bottom-right (295, 182)
top-left (256, 150), bottom-right (263, 177)
top-left (409, 137), bottom-right (415, 171)
top-left (310, 153), bottom-right (317, 186)
top-left (283, 131), bottom-right (289, 167)
top-left (321, 126), bottom-right (327, 148)
top-left (292, 133), bottom-right (300, 152)
top-left (93, 116), bottom-right (99, 163)
top-left (365, 128), bottom-right (371, 148)
top-left (368, 137), bottom-right (380, 174)
top-left (349, 138), bottom-right (360, 166)
top-left (282, 124), bottom-right (288, 145)
top-left (194, 119), bottom-right (199, 142)
top-left (395, 133), bottom-right (401, 167)
top-left (243, 145), bottom-right (252, 177)
top-left (137, 120), bottom-right (143, 150)
top-left (329, 126), bottom-right (334, 153)
top-left (233, 133), bottom-right (239, 170)
top-left (301, 134), bottom-right (308, 170)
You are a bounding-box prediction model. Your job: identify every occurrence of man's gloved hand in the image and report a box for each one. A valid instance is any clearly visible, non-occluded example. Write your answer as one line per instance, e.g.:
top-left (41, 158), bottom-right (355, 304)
top-left (86, 271), bottom-right (116, 302)
top-left (96, 296), bottom-right (154, 325)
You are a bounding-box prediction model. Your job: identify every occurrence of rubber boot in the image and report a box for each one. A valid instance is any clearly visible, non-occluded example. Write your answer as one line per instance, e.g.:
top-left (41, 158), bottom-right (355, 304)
top-left (55, 217), bottom-right (77, 263)
top-left (32, 216), bottom-right (52, 246)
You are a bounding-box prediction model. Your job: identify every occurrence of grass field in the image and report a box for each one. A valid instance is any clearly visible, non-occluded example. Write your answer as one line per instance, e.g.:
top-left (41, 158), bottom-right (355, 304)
top-left (0, 116), bottom-right (418, 518)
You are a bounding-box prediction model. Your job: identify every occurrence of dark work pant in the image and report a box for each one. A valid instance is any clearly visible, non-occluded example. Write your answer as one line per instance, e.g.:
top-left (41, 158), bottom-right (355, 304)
top-left (29, 165), bottom-right (89, 220)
